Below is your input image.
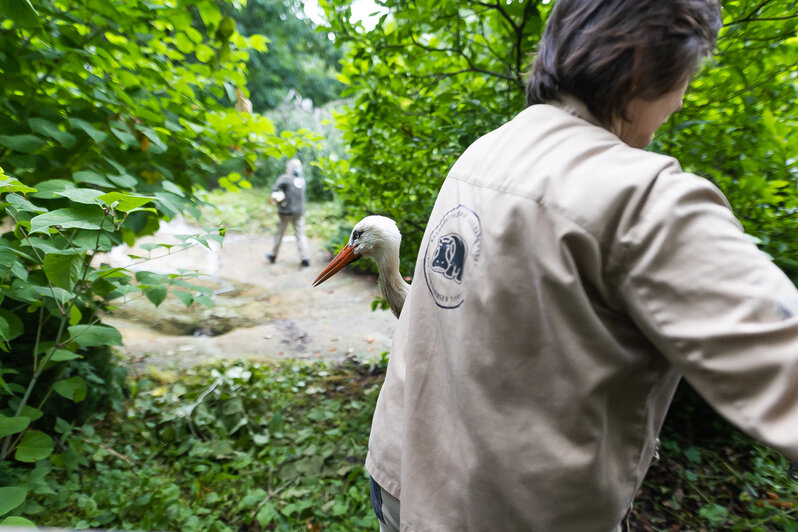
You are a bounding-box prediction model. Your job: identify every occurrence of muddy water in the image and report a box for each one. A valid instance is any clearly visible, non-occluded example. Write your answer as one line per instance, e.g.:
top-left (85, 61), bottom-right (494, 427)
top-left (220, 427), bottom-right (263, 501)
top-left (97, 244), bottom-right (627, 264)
top-left (102, 218), bottom-right (397, 370)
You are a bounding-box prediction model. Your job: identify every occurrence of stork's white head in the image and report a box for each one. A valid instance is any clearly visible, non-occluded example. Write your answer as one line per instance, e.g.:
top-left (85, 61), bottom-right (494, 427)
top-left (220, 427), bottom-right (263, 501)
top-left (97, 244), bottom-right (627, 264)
top-left (349, 215), bottom-right (401, 262)
top-left (312, 215), bottom-right (401, 287)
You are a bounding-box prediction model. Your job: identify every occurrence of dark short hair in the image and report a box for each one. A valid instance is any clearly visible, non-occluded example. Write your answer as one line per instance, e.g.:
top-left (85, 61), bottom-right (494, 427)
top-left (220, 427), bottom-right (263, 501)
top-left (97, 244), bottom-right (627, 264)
top-left (526, 0), bottom-right (722, 125)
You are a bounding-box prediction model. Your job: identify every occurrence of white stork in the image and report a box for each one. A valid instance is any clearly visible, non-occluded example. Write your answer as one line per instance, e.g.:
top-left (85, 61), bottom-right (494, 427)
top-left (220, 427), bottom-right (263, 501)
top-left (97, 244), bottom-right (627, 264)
top-left (312, 215), bottom-right (409, 318)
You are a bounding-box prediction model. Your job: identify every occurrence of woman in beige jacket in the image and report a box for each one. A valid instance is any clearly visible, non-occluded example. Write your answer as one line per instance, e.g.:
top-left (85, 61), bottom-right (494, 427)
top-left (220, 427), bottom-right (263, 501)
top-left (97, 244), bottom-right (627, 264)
top-left (366, 0), bottom-right (798, 531)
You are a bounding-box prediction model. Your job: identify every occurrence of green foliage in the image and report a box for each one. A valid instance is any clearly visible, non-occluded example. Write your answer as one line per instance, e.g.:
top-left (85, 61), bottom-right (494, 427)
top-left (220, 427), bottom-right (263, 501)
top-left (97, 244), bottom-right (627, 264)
top-left (0, 174), bottom-right (224, 523)
top-left (230, 0), bottom-right (345, 111)
top-left (322, 0), bottom-right (798, 281)
top-left (3, 358), bottom-right (794, 530)
top-left (8, 359), bottom-right (385, 531)
top-left (0, 0), bottom-right (314, 521)
top-left (632, 384), bottom-right (798, 531)
top-left (0, 0), bottom-right (304, 198)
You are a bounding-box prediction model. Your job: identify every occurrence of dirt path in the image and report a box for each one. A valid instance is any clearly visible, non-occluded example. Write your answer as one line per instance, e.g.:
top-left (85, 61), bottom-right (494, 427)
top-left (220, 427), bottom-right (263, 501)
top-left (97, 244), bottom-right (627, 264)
top-left (103, 218), bottom-right (397, 369)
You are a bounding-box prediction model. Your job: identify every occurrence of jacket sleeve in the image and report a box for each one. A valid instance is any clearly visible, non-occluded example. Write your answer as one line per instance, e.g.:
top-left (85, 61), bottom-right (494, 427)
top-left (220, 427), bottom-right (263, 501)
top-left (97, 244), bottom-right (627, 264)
top-left (272, 174), bottom-right (287, 193)
top-left (618, 171), bottom-right (798, 462)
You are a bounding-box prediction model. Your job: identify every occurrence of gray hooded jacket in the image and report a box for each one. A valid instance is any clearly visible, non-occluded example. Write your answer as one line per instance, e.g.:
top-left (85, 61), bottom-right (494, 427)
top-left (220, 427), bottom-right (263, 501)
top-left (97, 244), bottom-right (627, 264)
top-left (272, 170), bottom-right (306, 215)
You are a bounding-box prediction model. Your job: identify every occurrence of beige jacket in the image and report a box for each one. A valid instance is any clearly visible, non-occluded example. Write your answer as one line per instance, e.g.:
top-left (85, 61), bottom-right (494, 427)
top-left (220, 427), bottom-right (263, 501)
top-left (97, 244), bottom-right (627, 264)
top-left (365, 97), bottom-right (798, 531)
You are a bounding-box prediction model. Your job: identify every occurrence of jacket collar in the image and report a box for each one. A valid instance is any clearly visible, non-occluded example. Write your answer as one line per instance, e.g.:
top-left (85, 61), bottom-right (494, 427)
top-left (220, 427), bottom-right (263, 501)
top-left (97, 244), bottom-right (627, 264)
top-left (548, 93), bottom-right (604, 129)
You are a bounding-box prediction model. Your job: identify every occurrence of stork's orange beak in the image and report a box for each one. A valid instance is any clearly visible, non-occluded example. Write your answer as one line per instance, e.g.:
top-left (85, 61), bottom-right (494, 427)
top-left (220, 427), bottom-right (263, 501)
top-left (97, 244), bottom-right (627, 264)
top-left (312, 244), bottom-right (360, 287)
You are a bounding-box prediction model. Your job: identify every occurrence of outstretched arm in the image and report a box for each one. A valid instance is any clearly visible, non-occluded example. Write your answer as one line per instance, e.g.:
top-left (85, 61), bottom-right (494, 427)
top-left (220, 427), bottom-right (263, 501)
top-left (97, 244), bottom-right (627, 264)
top-left (619, 172), bottom-right (798, 463)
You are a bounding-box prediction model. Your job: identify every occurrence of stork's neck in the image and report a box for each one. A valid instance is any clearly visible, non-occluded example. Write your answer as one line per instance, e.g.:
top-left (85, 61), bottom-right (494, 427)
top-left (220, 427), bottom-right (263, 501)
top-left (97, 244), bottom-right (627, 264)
top-left (375, 252), bottom-right (409, 319)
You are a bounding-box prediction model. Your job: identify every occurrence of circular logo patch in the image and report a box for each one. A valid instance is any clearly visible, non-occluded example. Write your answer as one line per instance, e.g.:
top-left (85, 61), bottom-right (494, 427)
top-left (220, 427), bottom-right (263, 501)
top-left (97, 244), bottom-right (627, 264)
top-left (423, 205), bottom-right (482, 309)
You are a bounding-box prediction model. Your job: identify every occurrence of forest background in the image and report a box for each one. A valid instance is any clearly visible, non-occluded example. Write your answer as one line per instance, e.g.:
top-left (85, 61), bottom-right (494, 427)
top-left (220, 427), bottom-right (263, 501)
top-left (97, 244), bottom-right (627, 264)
top-left (0, 0), bottom-right (796, 530)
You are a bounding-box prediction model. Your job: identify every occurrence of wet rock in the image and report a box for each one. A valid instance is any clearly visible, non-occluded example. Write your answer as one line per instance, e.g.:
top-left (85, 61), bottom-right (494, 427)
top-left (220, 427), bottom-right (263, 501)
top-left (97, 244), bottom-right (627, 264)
top-left (110, 281), bottom-right (280, 336)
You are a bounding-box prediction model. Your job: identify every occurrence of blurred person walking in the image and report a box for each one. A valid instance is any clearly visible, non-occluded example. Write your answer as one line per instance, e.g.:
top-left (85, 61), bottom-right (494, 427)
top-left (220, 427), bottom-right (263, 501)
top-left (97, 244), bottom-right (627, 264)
top-left (267, 158), bottom-right (310, 267)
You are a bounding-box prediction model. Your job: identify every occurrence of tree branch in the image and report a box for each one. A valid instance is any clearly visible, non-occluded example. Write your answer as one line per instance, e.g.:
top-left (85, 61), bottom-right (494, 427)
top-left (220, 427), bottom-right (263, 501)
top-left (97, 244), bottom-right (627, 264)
top-left (726, 14), bottom-right (798, 25)
top-left (469, 0), bottom-right (519, 33)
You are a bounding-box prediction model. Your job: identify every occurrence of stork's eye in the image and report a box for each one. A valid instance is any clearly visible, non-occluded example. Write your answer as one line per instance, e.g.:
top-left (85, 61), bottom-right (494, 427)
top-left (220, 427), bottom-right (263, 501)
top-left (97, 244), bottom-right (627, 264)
top-left (352, 230), bottom-right (362, 241)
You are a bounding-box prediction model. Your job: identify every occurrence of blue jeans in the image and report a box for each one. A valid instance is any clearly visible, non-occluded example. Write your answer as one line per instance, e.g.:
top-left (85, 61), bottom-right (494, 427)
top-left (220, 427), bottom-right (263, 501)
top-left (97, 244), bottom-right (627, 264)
top-left (369, 476), bottom-right (400, 531)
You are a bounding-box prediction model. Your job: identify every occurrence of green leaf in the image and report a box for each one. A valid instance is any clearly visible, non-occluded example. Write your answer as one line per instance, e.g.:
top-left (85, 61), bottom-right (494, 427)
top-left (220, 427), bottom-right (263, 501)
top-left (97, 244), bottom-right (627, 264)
top-left (0, 316), bottom-right (9, 347)
top-left (248, 34), bottom-right (269, 53)
top-left (145, 285), bottom-right (168, 307)
top-left (698, 503), bottom-right (729, 526)
top-left (50, 348), bottom-right (81, 362)
top-left (10, 259), bottom-right (28, 281)
top-left (0, 415), bottom-right (30, 438)
top-left (194, 295), bottom-right (213, 307)
top-left (174, 290), bottom-right (193, 306)
top-left (134, 124), bottom-right (168, 154)
top-left (29, 205), bottom-right (105, 234)
top-left (73, 171), bottom-right (112, 187)
top-left (69, 305), bottom-right (82, 326)
top-left (0, 177), bottom-right (37, 194)
top-left (4, 193), bottom-right (46, 214)
top-left (8, 278), bottom-right (39, 303)
top-left (217, 16), bottom-right (236, 40)
top-left (111, 127), bottom-right (137, 147)
top-left (55, 188), bottom-right (104, 204)
top-left (28, 179), bottom-right (72, 199)
top-left (98, 191), bottom-right (154, 212)
top-left (0, 247), bottom-right (16, 268)
top-left (24, 238), bottom-right (64, 255)
top-left (0, 134), bottom-right (46, 154)
top-left (28, 117), bottom-right (77, 147)
top-left (684, 446), bottom-right (702, 465)
top-left (175, 32), bottom-right (195, 54)
top-left (0, 0), bottom-right (38, 25)
top-left (0, 516), bottom-right (36, 526)
top-left (43, 253), bottom-right (82, 291)
top-left (198, 0), bottom-right (222, 28)
top-left (29, 284), bottom-right (72, 306)
top-left (107, 173), bottom-right (138, 188)
top-left (196, 43), bottom-right (215, 63)
top-left (91, 277), bottom-right (118, 298)
top-left (67, 324), bottom-right (123, 347)
top-left (135, 271), bottom-right (169, 284)
top-left (68, 118), bottom-right (108, 143)
top-left (0, 487), bottom-right (27, 516)
top-left (256, 501), bottom-right (278, 527)
top-left (18, 405), bottom-right (43, 421)
top-left (154, 192), bottom-right (187, 218)
top-left (0, 309), bottom-right (23, 341)
top-left (14, 430), bottom-right (54, 462)
top-left (54, 376), bottom-right (87, 403)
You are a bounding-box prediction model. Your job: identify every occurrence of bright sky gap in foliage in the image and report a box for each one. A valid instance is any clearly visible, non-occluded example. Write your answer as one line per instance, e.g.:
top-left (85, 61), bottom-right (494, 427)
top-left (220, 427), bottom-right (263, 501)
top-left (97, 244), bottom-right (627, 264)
top-left (303, 0), bottom-right (389, 30)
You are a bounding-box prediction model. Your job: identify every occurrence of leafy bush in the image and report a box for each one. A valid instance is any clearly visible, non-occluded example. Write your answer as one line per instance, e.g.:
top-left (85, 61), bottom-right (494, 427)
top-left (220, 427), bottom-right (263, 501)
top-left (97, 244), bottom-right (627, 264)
top-left (0, 0), bottom-right (313, 520)
top-left (7, 359), bottom-right (386, 531)
top-left (0, 172), bottom-right (222, 525)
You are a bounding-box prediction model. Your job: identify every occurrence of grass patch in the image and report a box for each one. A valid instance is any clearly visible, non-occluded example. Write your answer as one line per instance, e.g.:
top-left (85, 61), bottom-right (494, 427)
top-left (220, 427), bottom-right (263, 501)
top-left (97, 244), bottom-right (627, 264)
top-left (190, 188), bottom-right (346, 245)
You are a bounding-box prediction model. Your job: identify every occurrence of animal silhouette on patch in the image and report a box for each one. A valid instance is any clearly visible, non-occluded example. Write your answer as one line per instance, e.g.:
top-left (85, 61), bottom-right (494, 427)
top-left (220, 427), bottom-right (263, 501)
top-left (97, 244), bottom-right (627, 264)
top-left (430, 234), bottom-right (467, 283)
